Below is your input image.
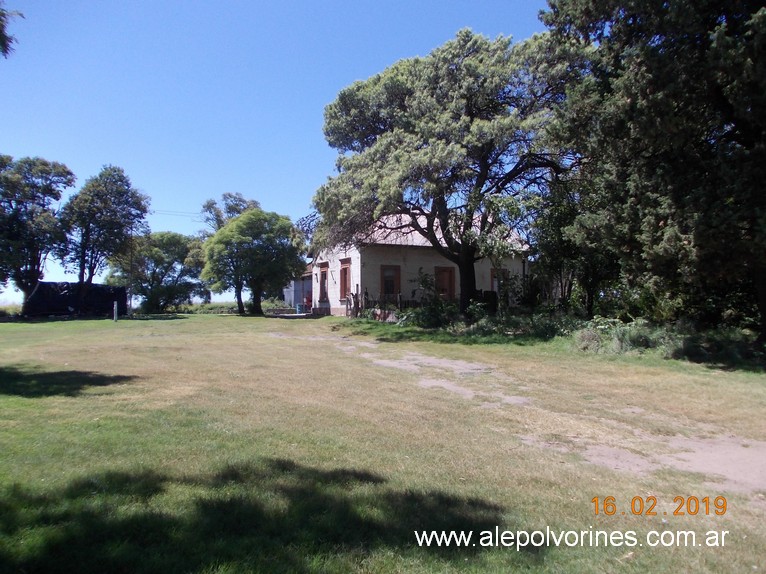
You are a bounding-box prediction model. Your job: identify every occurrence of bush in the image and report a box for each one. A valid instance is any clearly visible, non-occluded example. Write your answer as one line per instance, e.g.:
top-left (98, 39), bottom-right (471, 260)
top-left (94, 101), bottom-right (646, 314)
top-left (574, 317), bottom-right (671, 354)
top-left (397, 271), bottom-right (459, 329)
top-left (173, 302), bottom-right (241, 314)
top-left (0, 304), bottom-right (22, 317)
top-left (260, 297), bottom-right (288, 312)
top-left (398, 301), bottom-right (459, 329)
top-left (575, 328), bottom-right (602, 352)
top-left (571, 318), bottom-right (764, 368)
top-left (667, 328), bottom-right (764, 366)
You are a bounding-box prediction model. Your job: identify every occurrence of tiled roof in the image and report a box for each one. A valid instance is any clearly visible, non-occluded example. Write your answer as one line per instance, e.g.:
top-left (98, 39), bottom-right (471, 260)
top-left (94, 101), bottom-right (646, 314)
top-left (360, 214), bottom-right (527, 251)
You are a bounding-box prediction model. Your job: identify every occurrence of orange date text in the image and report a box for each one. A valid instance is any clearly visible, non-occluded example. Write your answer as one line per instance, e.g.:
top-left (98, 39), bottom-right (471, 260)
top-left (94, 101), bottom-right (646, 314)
top-left (591, 496), bottom-right (727, 516)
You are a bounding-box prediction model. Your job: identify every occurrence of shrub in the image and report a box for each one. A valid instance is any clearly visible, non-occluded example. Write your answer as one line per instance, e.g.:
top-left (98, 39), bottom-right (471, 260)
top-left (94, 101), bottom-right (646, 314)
top-left (173, 302), bottom-right (241, 314)
top-left (0, 304), bottom-right (22, 317)
top-left (575, 328), bottom-right (602, 352)
top-left (397, 271), bottom-right (458, 329)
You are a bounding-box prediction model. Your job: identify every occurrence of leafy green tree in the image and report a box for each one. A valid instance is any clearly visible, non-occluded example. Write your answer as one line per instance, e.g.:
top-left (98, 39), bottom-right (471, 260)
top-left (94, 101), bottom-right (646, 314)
top-left (59, 166), bottom-right (150, 290)
top-left (0, 1), bottom-right (22, 58)
top-left (202, 208), bottom-right (304, 315)
top-left (201, 192), bottom-right (260, 236)
top-left (0, 155), bottom-right (75, 301)
top-left (543, 1), bottom-right (766, 338)
top-left (314, 30), bottom-right (571, 313)
top-left (107, 232), bottom-right (206, 313)
top-left (199, 193), bottom-right (260, 308)
top-left (530, 175), bottom-right (620, 317)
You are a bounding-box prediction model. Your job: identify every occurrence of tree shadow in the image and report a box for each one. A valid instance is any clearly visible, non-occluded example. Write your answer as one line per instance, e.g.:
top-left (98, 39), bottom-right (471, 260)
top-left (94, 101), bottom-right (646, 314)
top-left (669, 334), bottom-right (766, 373)
top-left (0, 458), bottom-right (545, 573)
top-left (0, 365), bottom-right (137, 398)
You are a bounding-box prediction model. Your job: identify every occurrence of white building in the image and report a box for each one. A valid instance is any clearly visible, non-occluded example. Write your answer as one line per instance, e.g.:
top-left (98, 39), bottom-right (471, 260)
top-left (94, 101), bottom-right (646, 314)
top-left (311, 224), bottom-right (526, 316)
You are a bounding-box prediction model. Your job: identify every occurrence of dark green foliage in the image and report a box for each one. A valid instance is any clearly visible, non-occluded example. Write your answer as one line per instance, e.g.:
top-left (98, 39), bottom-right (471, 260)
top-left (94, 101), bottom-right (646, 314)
top-left (398, 271), bottom-right (459, 329)
top-left (172, 302), bottom-right (242, 315)
top-left (315, 30), bottom-right (569, 313)
top-left (0, 155), bottom-right (76, 300)
top-left (541, 0), bottom-right (766, 339)
top-left (59, 165), bottom-right (150, 289)
top-left (572, 317), bottom-right (765, 370)
top-left (202, 208), bottom-right (305, 316)
top-left (107, 232), bottom-right (206, 314)
top-left (199, 193), bottom-right (262, 312)
top-left (530, 175), bottom-right (620, 317)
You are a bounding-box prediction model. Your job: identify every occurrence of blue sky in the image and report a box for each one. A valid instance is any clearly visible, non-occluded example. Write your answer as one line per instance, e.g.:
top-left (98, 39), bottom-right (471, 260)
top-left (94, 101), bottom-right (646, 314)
top-left (1, 0), bottom-right (549, 303)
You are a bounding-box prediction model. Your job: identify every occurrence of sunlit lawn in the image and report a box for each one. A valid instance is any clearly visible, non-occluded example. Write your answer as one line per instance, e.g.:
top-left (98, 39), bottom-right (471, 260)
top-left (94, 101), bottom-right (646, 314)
top-left (0, 314), bottom-right (764, 573)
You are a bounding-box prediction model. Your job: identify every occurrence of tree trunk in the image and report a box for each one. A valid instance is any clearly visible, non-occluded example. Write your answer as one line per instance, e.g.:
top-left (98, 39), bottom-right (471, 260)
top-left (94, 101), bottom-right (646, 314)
top-left (458, 251), bottom-right (477, 315)
top-left (755, 264), bottom-right (766, 346)
top-left (249, 282), bottom-right (264, 316)
top-left (19, 282), bottom-right (37, 316)
top-left (234, 286), bottom-right (244, 315)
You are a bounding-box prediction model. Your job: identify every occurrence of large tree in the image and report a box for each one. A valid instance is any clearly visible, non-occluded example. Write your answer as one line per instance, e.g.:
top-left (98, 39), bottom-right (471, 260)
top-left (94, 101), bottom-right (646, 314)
top-left (530, 173), bottom-right (620, 317)
top-left (107, 231), bottom-right (206, 313)
top-left (202, 208), bottom-right (304, 315)
top-left (59, 165), bottom-right (150, 291)
top-left (0, 155), bottom-right (75, 301)
top-left (199, 192), bottom-right (261, 311)
top-left (543, 1), bottom-right (766, 337)
top-left (313, 30), bottom-right (570, 313)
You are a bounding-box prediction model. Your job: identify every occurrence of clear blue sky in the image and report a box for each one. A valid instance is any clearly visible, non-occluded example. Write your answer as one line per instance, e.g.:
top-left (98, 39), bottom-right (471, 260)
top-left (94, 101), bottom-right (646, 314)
top-left (1, 0), bottom-right (549, 303)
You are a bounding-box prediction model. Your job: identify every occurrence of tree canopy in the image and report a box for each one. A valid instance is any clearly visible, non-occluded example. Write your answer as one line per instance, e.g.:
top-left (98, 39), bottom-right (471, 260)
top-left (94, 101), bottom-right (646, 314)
top-left (542, 0), bottom-right (766, 337)
top-left (202, 208), bottom-right (305, 315)
top-left (0, 155), bottom-right (75, 301)
top-left (58, 165), bottom-right (150, 291)
top-left (107, 231), bottom-right (206, 313)
top-left (314, 29), bottom-right (570, 312)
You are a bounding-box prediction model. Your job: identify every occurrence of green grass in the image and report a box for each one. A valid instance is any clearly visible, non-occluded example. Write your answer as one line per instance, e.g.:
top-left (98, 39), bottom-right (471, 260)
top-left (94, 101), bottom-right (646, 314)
top-left (1, 315), bottom-right (764, 573)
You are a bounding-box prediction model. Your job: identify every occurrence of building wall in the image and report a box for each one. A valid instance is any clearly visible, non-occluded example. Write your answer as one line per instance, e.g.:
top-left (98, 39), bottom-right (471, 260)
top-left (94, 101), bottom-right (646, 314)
top-left (359, 244), bottom-right (453, 302)
top-left (313, 244), bottom-right (526, 316)
top-left (312, 246), bottom-right (362, 315)
top-left (360, 245), bottom-right (525, 302)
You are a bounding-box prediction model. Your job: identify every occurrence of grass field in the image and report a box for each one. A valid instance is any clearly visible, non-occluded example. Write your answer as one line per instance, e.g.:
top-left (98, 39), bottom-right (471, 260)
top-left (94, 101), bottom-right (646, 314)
top-left (0, 314), bottom-right (764, 573)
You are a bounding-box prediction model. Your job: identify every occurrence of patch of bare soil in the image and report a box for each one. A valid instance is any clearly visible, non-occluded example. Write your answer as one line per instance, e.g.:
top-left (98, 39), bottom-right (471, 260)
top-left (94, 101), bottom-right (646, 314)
top-left (350, 345), bottom-right (530, 407)
top-left (419, 378), bottom-right (475, 399)
top-left (353, 350), bottom-right (491, 376)
top-left (418, 379), bottom-right (531, 407)
top-left (659, 435), bottom-right (766, 495)
top-left (337, 334), bottom-right (765, 497)
top-left (574, 434), bottom-right (766, 496)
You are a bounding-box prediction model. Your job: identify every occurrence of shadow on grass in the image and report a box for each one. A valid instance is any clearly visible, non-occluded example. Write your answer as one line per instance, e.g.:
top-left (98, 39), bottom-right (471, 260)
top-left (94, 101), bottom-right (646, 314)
top-left (0, 458), bottom-right (544, 573)
top-left (0, 365), bottom-right (136, 398)
top-left (670, 334), bottom-right (766, 373)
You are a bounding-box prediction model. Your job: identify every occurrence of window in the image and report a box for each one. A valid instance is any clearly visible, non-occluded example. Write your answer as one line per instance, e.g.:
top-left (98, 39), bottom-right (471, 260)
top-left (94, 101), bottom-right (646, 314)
top-left (339, 258), bottom-right (351, 299)
top-left (434, 266), bottom-right (455, 300)
top-left (380, 265), bottom-right (401, 297)
top-left (319, 263), bottom-right (329, 301)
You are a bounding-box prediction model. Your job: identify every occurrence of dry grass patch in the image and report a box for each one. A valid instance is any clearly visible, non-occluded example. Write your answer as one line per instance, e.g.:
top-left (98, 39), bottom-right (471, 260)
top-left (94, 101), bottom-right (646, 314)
top-left (0, 315), bottom-right (764, 573)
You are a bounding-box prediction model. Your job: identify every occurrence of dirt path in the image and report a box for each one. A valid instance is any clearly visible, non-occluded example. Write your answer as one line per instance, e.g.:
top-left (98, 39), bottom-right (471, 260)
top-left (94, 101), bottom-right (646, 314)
top-left (334, 337), bottom-right (766, 499)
